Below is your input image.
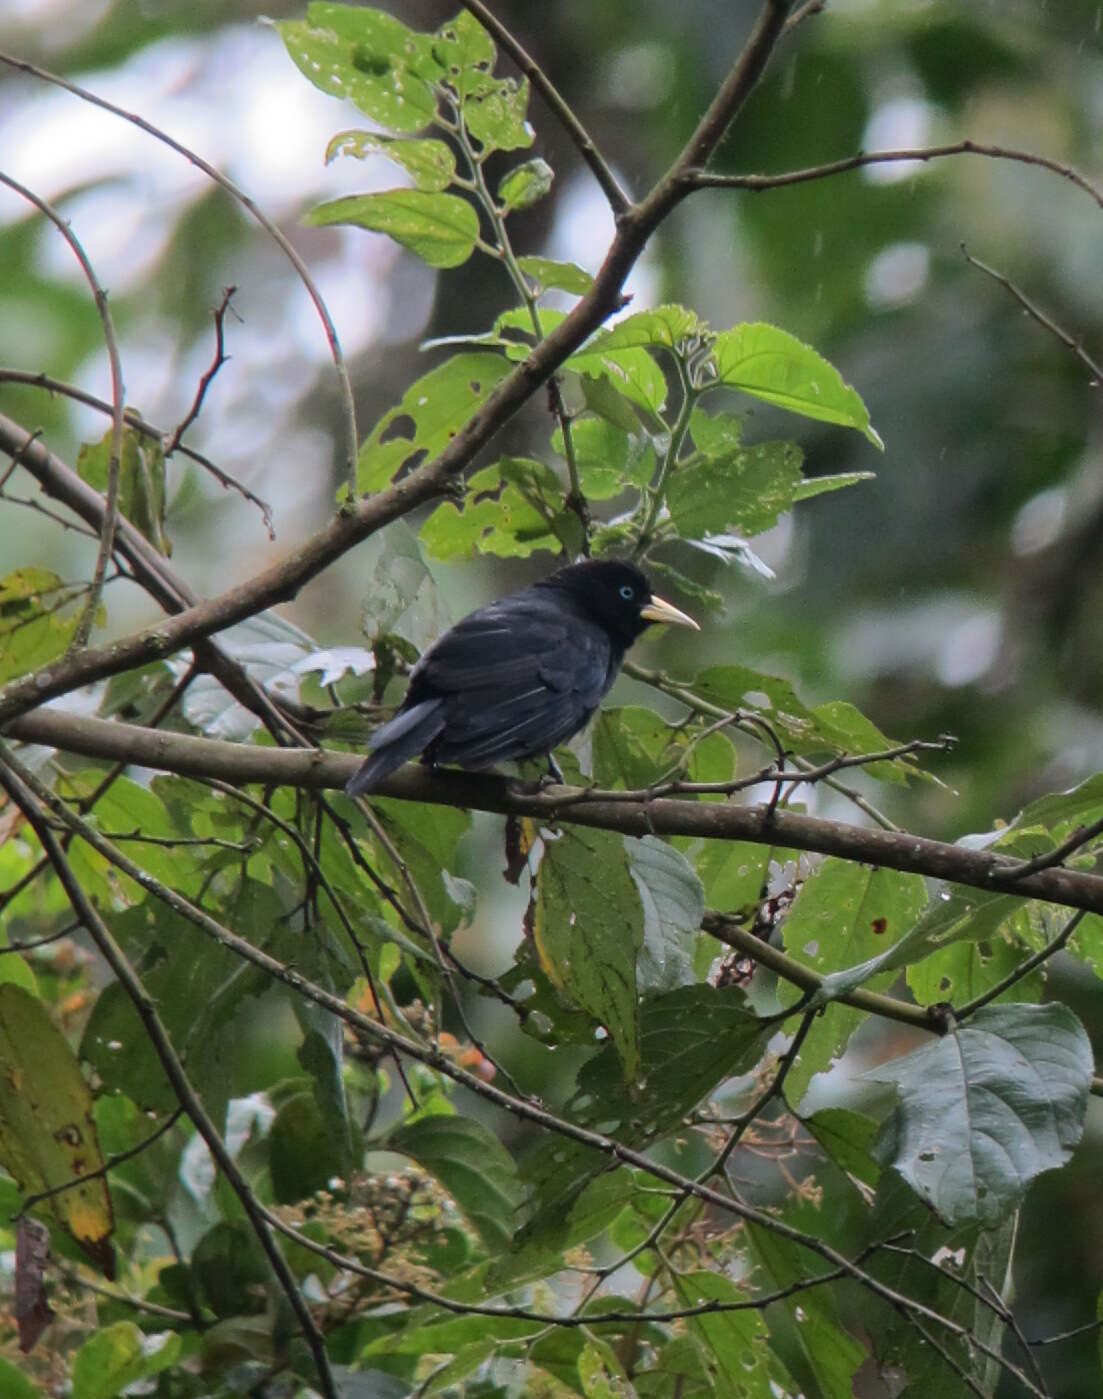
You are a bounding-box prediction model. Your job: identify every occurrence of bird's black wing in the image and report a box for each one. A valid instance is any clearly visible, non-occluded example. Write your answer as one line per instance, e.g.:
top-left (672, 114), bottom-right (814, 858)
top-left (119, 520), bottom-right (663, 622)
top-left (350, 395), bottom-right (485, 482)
top-left (412, 597), bottom-right (614, 768)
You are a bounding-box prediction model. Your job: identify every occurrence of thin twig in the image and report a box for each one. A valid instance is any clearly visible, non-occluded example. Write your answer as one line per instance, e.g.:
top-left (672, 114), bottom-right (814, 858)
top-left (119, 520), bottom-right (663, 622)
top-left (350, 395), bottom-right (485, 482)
top-left (164, 285), bottom-right (238, 456)
top-left (961, 243), bottom-right (1103, 384)
top-left (688, 140), bottom-right (1103, 212)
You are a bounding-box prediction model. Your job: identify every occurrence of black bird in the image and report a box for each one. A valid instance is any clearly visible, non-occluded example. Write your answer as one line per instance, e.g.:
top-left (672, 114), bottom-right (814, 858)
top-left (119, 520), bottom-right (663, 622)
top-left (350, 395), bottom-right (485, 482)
top-left (345, 560), bottom-right (698, 796)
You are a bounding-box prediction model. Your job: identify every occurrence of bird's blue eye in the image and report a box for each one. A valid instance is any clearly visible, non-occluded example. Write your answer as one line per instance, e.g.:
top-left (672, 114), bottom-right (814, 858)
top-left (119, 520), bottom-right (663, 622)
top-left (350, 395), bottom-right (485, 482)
top-left (619, 584), bottom-right (635, 600)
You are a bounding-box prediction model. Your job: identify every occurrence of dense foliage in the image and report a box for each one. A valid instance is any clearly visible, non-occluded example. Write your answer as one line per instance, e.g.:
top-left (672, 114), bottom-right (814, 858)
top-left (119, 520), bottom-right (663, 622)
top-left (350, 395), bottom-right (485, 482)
top-left (0, 3), bottom-right (1101, 1396)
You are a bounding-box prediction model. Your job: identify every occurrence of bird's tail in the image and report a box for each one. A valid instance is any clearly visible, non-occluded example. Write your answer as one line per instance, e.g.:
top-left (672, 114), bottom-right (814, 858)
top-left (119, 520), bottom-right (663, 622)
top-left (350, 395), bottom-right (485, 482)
top-left (344, 699), bottom-right (445, 797)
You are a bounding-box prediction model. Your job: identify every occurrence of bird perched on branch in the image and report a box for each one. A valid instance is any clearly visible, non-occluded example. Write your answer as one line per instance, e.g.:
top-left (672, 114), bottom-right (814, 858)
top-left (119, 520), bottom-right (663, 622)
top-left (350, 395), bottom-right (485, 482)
top-left (345, 559), bottom-right (698, 796)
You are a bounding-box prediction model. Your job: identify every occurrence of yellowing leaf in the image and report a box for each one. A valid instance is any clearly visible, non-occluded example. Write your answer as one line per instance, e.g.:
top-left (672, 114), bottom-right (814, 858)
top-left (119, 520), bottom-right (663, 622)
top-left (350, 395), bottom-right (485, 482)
top-left (0, 985), bottom-right (114, 1275)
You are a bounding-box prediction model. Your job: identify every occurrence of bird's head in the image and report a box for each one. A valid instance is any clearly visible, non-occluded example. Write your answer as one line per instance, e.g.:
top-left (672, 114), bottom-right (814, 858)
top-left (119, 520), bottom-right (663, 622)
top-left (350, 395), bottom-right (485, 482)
top-left (542, 560), bottom-right (699, 648)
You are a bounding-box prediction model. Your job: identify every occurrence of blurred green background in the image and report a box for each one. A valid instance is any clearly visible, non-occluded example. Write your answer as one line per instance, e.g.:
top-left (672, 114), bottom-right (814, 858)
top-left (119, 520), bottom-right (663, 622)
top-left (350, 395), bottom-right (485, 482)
top-left (2, 0), bottom-right (1102, 1390)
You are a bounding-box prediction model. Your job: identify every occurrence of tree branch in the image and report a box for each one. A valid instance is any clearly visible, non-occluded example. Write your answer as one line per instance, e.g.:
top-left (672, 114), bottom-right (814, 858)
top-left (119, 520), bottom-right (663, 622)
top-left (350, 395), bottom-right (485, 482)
top-left (8, 706), bottom-right (1103, 918)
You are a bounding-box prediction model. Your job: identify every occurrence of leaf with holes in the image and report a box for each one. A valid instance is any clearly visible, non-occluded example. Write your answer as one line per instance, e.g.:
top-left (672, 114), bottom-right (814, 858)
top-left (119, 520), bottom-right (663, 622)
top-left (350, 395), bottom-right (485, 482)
top-left (866, 1002), bottom-right (1092, 1226)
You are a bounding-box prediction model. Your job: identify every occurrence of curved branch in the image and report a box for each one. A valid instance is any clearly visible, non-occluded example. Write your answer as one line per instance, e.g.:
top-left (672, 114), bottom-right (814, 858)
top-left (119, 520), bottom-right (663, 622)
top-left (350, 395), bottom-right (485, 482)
top-left (9, 706), bottom-right (1103, 919)
top-left (688, 140), bottom-right (1103, 210)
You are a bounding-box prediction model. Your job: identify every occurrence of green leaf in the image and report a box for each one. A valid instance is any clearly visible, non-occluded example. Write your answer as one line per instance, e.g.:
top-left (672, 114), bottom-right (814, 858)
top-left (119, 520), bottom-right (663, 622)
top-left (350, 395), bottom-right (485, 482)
top-left (307, 188), bottom-right (479, 268)
top-left (325, 129), bottom-right (456, 191)
top-left (568, 333), bottom-right (669, 416)
top-left (72, 1321), bottom-right (180, 1399)
top-left (803, 1107), bottom-right (882, 1188)
top-left (555, 417), bottom-right (655, 499)
top-left (420, 457), bottom-right (570, 560)
top-left (745, 1224), bottom-right (866, 1399)
top-left (391, 1114), bottom-right (523, 1249)
top-left (279, 5), bottom-right (441, 133)
top-left (0, 567), bottom-right (87, 683)
top-left (521, 986), bottom-right (770, 1234)
top-left (781, 860), bottom-right (927, 1103)
top-left (497, 157), bottom-right (554, 211)
top-left (711, 323), bottom-right (883, 447)
top-left (534, 826), bottom-right (644, 1081)
top-left (589, 306), bottom-right (706, 352)
top-left (0, 1357), bottom-right (46, 1399)
top-left (76, 424), bottom-right (169, 554)
top-left (672, 1271), bottom-right (781, 1395)
top-left (867, 1002), bottom-right (1093, 1225)
top-left (666, 441), bottom-right (805, 540)
top-left (516, 255), bottom-right (594, 296)
top-left (628, 836), bottom-right (705, 993)
top-left (357, 352), bottom-right (510, 491)
top-left (0, 984), bottom-right (114, 1274)
top-left (792, 470), bottom-right (875, 503)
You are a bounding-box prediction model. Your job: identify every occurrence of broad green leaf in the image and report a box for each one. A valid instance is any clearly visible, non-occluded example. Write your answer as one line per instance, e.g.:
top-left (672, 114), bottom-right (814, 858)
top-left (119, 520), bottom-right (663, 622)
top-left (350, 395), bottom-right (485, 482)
top-left (420, 457), bottom-right (571, 560)
top-left (391, 1114), bottom-right (522, 1249)
top-left (279, 6), bottom-right (441, 133)
top-left (357, 352), bottom-right (510, 491)
top-left (498, 157), bottom-right (554, 211)
top-left (808, 698), bottom-right (918, 784)
top-left (76, 424), bottom-right (169, 554)
top-left (590, 306), bottom-right (706, 352)
top-left (0, 984), bottom-right (114, 1274)
top-left (517, 255), bottom-right (594, 296)
top-left (628, 836), bottom-right (704, 993)
top-left (568, 335), bottom-right (669, 415)
top-left (672, 1271), bottom-right (782, 1396)
top-left (867, 1002), bottom-right (1093, 1226)
top-left (906, 906), bottom-right (1044, 1007)
top-left (72, 1322), bottom-right (180, 1399)
top-left (689, 837), bottom-right (800, 915)
top-left (591, 705), bottom-right (676, 788)
top-left (81, 886), bottom-right (282, 1124)
top-left (534, 826), bottom-right (643, 1081)
top-left (666, 441), bottom-right (805, 540)
top-left (307, 189), bottom-right (479, 268)
top-left (803, 1107), bottom-right (882, 1188)
top-left (745, 1224), bottom-right (866, 1399)
top-left (711, 323), bottom-right (883, 447)
top-left (371, 799), bottom-right (474, 936)
top-left (521, 986), bottom-right (770, 1234)
top-left (554, 417), bottom-right (656, 499)
top-left (782, 860), bottom-right (927, 1103)
top-left (326, 129), bottom-right (456, 190)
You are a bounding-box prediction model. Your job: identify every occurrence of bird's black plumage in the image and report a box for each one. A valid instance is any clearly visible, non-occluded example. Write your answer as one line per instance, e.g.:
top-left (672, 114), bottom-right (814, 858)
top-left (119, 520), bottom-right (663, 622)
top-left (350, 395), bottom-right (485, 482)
top-left (345, 560), bottom-right (698, 796)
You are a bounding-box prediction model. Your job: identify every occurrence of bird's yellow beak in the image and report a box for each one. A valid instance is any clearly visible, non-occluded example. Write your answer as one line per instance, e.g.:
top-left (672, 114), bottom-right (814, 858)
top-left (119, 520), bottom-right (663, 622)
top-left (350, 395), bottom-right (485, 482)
top-left (639, 595), bottom-right (699, 630)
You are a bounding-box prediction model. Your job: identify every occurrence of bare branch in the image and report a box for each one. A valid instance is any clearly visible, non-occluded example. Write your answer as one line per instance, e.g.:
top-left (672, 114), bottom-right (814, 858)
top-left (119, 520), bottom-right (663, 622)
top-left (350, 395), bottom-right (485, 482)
top-left (163, 284), bottom-right (238, 456)
top-left (687, 140), bottom-right (1103, 211)
top-left (961, 243), bottom-right (1103, 383)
